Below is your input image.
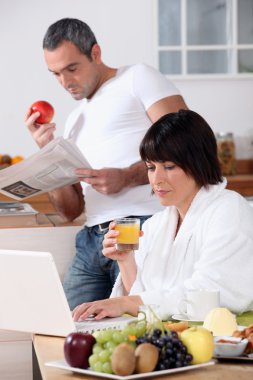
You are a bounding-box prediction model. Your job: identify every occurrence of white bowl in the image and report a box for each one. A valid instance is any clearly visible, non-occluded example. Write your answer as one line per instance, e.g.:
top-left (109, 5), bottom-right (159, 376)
top-left (214, 336), bottom-right (248, 357)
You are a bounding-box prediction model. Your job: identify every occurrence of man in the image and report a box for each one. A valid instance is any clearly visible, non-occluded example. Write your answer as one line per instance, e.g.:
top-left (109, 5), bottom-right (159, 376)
top-left (25, 18), bottom-right (188, 311)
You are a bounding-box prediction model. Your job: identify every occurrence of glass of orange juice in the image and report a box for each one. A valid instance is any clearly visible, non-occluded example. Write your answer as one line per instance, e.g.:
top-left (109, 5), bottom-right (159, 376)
top-left (114, 218), bottom-right (140, 251)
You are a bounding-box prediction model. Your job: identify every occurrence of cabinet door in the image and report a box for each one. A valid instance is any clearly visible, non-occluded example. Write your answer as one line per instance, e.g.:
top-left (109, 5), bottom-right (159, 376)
top-left (238, 0), bottom-right (253, 73)
top-left (0, 340), bottom-right (32, 380)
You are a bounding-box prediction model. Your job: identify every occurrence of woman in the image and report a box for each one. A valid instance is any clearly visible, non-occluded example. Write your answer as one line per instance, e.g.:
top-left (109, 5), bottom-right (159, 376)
top-left (73, 109), bottom-right (253, 321)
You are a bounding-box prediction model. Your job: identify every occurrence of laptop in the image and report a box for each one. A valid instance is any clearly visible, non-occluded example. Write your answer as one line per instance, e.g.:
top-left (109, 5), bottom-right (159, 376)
top-left (0, 249), bottom-right (136, 337)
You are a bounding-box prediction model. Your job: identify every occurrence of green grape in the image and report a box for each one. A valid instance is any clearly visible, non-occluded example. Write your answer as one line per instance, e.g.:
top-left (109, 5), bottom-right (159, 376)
top-left (98, 349), bottom-right (111, 363)
top-left (95, 331), bottom-right (104, 344)
top-left (104, 340), bottom-right (117, 353)
top-left (112, 330), bottom-right (125, 344)
top-left (96, 329), bottom-right (114, 344)
top-left (129, 323), bottom-right (138, 336)
top-left (88, 353), bottom-right (99, 369)
top-left (92, 330), bottom-right (101, 340)
top-left (121, 327), bottom-right (130, 337)
top-left (122, 323), bottom-right (137, 337)
top-left (92, 343), bottom-right (103, 354)
top-left (93, 361), bottom-right (103, 373)
top-left (102, 361), bottom-right (113, 374)
top-left (135, 321), bottom-right (147, 337)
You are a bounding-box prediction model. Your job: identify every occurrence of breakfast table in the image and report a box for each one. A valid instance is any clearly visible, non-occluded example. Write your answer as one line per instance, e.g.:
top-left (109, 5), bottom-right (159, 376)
top-left (33, 334), bottom-right (253, 380)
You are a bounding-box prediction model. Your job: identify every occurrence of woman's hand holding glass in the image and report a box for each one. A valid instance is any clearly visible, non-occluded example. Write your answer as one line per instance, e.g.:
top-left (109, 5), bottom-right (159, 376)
top-left (102, 221), bottom-right (143, 294)
top-left (102, 222), bottom-right (134, 261)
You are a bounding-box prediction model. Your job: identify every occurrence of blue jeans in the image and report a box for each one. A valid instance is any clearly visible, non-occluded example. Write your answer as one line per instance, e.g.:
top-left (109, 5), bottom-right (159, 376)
top-left (63, 215), bottom-right (151, 311)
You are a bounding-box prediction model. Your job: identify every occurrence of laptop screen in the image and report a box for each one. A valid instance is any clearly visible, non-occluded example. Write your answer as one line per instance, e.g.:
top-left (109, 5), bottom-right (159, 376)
top-left (0, 250), bottom-right (76, 337)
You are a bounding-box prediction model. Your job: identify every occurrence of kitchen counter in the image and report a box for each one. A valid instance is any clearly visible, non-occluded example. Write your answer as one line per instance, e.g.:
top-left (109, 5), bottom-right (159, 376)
top-left (226, 159), bottom-right (253, 196)
top-left (226, 174), bottom-right (253, 196)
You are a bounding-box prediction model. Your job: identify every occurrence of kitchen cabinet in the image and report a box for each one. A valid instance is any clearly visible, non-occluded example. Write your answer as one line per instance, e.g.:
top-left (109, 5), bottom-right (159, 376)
top-left (158, 0), bottom-right (253, 76)
top-left (227, 174), bottom-right (253, 196)
top-left (226, 159), bottom-right (253, 196)
top-left (0, 331), bottom-right (32, 380)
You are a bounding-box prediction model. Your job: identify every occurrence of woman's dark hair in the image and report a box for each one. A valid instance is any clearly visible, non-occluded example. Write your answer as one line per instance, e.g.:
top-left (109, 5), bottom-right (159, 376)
top-left (43, 18), bottom-right (97, 60)
top-left (140, 109), bottom-right (222, 187)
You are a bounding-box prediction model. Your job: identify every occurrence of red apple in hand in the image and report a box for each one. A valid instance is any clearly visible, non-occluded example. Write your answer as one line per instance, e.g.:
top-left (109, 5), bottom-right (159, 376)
top-left (30, 100), bottom-right (54, 124)
top-left (64, 332), bottom-right (96, 369)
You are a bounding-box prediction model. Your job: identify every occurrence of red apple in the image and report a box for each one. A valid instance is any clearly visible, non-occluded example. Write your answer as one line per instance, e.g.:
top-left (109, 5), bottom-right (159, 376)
top-left (30, 100), bottom-right (54, 124)
top-left (64, 332), bottom-right (96, 369)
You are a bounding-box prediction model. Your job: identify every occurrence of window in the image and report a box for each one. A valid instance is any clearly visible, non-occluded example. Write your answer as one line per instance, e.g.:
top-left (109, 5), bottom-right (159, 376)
top-left (158, 0), bottom-right (253, 77)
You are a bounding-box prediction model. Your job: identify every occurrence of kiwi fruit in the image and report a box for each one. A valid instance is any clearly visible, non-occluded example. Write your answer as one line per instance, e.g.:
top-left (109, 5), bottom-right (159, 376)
top-left (111, 343), bottom-right (136, 376)
top-left (135, 343), bottom-right (159, 373)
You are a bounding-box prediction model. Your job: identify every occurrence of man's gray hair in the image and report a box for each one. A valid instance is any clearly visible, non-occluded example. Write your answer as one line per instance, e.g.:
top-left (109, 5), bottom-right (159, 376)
top-left (43, 18), bottom-right (97, 59)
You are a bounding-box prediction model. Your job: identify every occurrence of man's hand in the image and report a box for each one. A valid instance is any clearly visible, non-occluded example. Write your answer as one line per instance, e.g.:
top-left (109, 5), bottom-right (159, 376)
top-left (25, 108), bottom-right (56, 148)
top-left (75, 167), bottom-right (127, 195)
top-left (76, 161), bottom-right (149, 195)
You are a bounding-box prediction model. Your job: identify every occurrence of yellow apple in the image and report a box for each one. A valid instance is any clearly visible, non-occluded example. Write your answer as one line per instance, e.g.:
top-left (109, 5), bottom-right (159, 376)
top-left (180, 326), bottom-right (214, 364)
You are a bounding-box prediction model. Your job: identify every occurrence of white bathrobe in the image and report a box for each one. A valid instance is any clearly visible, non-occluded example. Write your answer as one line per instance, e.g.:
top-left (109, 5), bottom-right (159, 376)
top-left (111, 180), bottom-right (253, 319)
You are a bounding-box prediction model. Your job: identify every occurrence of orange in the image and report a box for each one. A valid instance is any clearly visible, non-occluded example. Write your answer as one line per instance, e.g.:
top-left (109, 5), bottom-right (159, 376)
top-left (11, 155), bottom-right (24, 164)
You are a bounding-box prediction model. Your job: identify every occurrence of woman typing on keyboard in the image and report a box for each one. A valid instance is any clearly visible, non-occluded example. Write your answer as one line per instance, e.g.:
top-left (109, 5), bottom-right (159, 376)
top-left (72, 110), bottom-right (253, 322)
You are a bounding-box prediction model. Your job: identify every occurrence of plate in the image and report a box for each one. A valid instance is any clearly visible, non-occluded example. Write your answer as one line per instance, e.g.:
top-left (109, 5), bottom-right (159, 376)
top-left (214, 354), bottom-right (253, 362)
top-left (46, 359), bottom-right (215, 379)
top-left (171, 314), bottom-right (203, 323)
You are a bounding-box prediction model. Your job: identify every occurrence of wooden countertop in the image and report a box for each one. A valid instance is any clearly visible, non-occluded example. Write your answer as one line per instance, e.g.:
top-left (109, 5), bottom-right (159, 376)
top-left (225, 159), bottom-right (253, 196)
top-left (0, 193), bottom-right (56, 214)
top-left (33, 335), bottom-right (253, 380)
top-left (0, 193), bottom-right (85, 228)
top-left (226, 174), bottom-right (253, 196)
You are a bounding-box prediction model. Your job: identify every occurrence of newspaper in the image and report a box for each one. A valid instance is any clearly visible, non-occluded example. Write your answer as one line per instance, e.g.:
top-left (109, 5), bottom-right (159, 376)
top-left (0, 137), bottom-right (91, 200)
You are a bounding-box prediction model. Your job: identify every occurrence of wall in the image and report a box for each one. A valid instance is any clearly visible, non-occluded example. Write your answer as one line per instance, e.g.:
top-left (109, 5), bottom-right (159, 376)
top-left (0, 0), bottom-right (252, 159)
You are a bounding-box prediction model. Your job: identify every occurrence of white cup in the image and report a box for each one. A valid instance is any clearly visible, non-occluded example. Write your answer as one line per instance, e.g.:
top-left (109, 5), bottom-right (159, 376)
top-left (179, 289), bottom-right (220, 321)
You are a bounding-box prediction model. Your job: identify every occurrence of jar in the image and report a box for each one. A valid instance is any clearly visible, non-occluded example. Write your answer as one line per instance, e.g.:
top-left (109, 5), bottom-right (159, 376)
top-left (216, 132), bottom-right (236, 175)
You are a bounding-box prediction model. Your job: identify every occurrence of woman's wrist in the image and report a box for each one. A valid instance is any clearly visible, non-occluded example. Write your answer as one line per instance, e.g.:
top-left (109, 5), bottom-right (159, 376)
top-left (123, 295), bottom-right (143, 316)
top-left (116, 250), bottom-right (134, 262)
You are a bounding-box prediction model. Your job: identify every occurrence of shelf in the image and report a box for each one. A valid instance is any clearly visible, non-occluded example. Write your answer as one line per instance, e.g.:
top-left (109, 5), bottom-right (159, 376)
top-left (226, 160), bottom-right (253, 196)
top-left (226, 174), bottom-right (253, 196)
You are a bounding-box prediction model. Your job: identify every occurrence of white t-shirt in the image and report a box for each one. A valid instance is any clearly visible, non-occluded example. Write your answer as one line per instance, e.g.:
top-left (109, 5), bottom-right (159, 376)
top-left (64, 64), bottom-right (181, 226)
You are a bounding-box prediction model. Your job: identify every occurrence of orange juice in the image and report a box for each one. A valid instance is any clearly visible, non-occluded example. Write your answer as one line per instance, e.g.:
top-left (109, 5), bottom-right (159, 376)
top-left (115, 218), bottom-right (140, 251)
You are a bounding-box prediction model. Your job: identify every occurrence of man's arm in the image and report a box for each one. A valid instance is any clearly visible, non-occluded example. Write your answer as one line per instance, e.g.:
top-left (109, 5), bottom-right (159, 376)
top-left (121, 95), bottom-right (188, 187)
top-left (25, 111), bottom-right (85, 221)
top-left (147, 95), bottom-right (188, 123)
top-left (77, 94), bottom-right (188, 194)
top-left (48, 182), bottom-right (85, 222)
